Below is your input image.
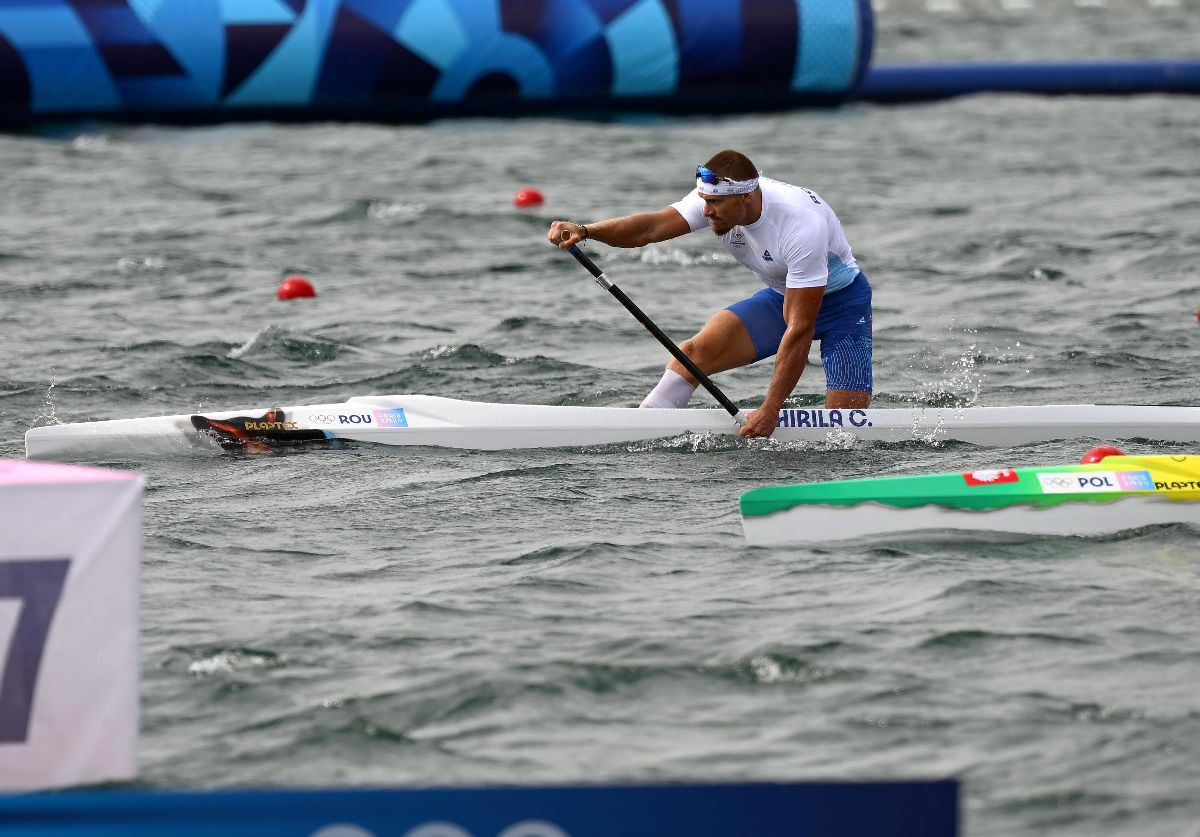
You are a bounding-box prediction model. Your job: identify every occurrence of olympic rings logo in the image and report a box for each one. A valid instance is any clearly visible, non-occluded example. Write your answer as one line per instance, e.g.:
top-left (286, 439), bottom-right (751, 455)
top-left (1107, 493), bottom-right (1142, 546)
top-left (1041, 476), bottom-right (1075, 488)
top-left (307, 414), bottom-right (337, 425)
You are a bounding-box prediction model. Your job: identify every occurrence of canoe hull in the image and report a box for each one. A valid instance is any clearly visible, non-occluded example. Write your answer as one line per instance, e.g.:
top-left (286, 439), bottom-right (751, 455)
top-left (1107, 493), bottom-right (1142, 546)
top-left (24, 395), bottom-right (1200, 459)
top-left (742, 493), bottom-right (1200, 545)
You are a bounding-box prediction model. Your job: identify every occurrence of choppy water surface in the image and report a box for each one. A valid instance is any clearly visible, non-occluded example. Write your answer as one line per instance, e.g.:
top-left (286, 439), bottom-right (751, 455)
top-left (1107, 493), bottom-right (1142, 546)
top-left (873, 0), bottom-right (1200, 63)
top-left (2, 14), bottom-right (1200, 836)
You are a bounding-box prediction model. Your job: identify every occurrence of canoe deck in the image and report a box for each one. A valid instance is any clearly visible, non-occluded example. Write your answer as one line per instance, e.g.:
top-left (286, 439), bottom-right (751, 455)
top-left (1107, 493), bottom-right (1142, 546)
top-left (24, 395), bottom-right (1200, 459)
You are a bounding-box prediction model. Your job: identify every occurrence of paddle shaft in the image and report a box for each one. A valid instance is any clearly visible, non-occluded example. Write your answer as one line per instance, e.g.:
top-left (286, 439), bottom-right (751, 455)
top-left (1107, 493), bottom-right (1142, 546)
top-left (567, 245), bottom-right (745, 423)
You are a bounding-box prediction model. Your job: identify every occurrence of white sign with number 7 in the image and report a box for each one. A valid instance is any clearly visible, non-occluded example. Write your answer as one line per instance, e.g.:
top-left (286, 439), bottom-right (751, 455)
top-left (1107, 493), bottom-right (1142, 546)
top-left (0, 460), bottom-right (142, 791)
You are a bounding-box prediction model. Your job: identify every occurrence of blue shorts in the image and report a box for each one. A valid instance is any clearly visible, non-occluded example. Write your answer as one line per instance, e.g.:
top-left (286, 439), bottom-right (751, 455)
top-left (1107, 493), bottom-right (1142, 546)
top-left (725, 273), bottom-right (873, 393)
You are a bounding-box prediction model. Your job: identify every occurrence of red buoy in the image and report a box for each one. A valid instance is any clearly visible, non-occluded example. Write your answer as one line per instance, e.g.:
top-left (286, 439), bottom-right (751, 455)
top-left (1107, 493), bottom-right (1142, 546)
top-left (277, 275), bottom-right (316, 300)
top-left (1080, 445), bottom-right (1126, 464)
top-left (513, 187), bottom-right (544, 208)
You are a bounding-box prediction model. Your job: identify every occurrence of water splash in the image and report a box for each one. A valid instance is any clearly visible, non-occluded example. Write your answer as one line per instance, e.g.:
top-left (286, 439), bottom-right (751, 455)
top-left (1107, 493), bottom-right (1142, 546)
top-left (761, 427), bottom-right (864, 452)
top-left (819, 427), bottom-right (862, 450)
top-left (638, 247), bottom-right (734, 268)
top-left (900, 320), bottom-right (988, 408)
top-left (419, 344), bottom-right (506, 365)
top-left (68, 133), bottom-right (111, 153)
top-left (32, 376), bottom-right (59, 427)
top-left (915, 341), bottom-right (983, 406)
top-left (187, 649), bottom-right (277, 676)
top-left (423, 344), bottom-right (459, 360)
top-left (749, 655), bottom-right (834, 684)
top-left (229, 325), bottom-right (349, 362)
top-left (909, 409), bottom-right (949, 445)
top-left (366, 200), bottom-right (428, 221)
top-left (117, 255), bottom-right (166, 274)
top-left (618, 431), bottom-right (746, 454)
top-left (229, 325), bottom-right (280, 359)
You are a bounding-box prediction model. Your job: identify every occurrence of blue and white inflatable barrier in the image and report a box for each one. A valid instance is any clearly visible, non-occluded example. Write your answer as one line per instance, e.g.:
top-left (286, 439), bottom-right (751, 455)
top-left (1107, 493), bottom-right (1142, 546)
top-left (0, 0), bottom-right (873, 123)
top-left (0, 780), bottom-right (959, 836)
top-left (0, 2), bottom-right (1192, 124)
top-left (858, 59), bottom-right (1200, 102)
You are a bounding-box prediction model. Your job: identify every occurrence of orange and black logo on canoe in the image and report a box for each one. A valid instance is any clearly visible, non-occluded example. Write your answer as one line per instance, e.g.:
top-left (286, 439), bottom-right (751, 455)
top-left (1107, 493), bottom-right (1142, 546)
top-left (190, 409), bottom-right (331, 452)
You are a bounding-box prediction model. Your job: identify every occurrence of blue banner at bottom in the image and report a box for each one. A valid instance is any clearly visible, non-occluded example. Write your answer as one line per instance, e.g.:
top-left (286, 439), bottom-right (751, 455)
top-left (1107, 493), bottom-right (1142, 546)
top-left (0, 781), bottom-right (957, 836)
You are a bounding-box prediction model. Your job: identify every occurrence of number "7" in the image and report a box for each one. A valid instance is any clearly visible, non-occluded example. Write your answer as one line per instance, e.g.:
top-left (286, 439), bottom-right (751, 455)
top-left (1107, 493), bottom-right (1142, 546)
top-left (0, 560), bottom-right (71, 744)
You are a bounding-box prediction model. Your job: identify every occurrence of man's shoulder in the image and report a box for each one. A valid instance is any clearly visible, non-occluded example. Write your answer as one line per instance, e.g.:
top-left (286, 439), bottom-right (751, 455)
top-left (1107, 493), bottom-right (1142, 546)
top-left (761, 177), bottom-right (821, 204)
top-left (761, 176), bottom-right (807, 194)
top-left (761, 180), bottom-right (825, 229)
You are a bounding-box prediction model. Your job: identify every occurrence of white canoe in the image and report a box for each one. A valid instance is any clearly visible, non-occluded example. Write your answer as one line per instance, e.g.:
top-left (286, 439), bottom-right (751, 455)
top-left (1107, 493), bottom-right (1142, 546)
top-left (24, 394), bottom-right (1200, 459)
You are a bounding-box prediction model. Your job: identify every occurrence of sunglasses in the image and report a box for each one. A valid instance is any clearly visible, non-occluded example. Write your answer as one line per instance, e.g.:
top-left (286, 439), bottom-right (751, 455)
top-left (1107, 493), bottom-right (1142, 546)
top-left (696, 165), bottom-right (735, 185)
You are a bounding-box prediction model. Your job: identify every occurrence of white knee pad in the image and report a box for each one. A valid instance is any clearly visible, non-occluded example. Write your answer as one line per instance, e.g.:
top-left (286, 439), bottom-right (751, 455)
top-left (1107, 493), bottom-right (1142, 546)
top-left (639, 370), bottom-right (697, 409)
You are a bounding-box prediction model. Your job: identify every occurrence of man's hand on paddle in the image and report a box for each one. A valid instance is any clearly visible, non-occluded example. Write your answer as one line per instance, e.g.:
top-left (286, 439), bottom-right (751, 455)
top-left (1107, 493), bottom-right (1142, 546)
top-left (739, 406), bottom-right (780, 438)
top-left (548, 221), bottom-right (587, 249)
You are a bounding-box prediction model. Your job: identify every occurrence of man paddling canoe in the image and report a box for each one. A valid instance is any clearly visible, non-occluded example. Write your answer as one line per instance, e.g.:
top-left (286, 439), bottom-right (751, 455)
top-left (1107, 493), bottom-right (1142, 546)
top-left (549, 149), bottom-right (872, 439)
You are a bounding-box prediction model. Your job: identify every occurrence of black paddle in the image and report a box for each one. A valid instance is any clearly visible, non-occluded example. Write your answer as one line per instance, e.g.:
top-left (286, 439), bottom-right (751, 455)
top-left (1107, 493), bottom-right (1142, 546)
top-left (564, 245), bottom-right (746, 425)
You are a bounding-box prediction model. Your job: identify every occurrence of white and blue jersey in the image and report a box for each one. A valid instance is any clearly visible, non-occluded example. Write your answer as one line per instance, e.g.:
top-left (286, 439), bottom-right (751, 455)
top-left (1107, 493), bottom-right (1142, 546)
top-left (671, 177), bottom-right (861, 294)
top-left (671, 177), bottom-right (873, 393)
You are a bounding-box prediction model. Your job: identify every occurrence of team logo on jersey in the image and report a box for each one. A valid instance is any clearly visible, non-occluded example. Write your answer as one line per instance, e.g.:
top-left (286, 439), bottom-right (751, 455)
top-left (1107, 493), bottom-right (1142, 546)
top-left (762, 250), bottom-right (773, 262)
top-left (731, 231), bottom-right (745, 247)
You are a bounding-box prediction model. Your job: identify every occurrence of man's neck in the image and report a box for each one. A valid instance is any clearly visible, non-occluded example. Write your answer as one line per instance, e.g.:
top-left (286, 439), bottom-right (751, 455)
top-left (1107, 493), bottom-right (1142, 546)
top-left (743, 190), bottom-right (763, 225)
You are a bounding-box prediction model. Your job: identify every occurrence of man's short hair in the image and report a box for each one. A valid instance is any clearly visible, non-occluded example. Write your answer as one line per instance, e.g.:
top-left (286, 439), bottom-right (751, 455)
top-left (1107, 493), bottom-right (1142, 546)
top-left (703, 150), bottom-right (758, 182)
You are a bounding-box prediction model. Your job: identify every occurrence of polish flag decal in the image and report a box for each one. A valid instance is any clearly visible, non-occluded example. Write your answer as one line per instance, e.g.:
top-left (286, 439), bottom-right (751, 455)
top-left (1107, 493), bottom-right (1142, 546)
top-left (963, 468), bottom-right (1019, 486)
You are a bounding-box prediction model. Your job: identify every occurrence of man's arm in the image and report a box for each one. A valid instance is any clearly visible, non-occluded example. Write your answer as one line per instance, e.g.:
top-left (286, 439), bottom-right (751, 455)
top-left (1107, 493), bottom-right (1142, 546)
top-left (739, 285), bottom-right (825, 438)
top-left (549, 207), bottom-right (690, 250)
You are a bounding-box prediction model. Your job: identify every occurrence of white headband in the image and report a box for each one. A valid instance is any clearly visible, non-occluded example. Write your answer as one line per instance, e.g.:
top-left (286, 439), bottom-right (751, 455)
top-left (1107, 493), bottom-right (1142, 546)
top-left (695, 171), bottom-right (761, 196)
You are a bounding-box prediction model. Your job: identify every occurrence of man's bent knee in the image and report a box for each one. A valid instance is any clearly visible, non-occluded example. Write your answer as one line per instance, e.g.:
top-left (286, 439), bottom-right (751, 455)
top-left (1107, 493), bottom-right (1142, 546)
top-left (826, 389), bottom-right (871, 409)
top-left (667, 337), bottom-right (703, 384)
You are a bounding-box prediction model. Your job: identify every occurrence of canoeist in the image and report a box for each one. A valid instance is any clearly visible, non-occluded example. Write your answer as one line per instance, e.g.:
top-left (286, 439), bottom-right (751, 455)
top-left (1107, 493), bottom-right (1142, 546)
top-left (548, 149), bottom-right (873, 439)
